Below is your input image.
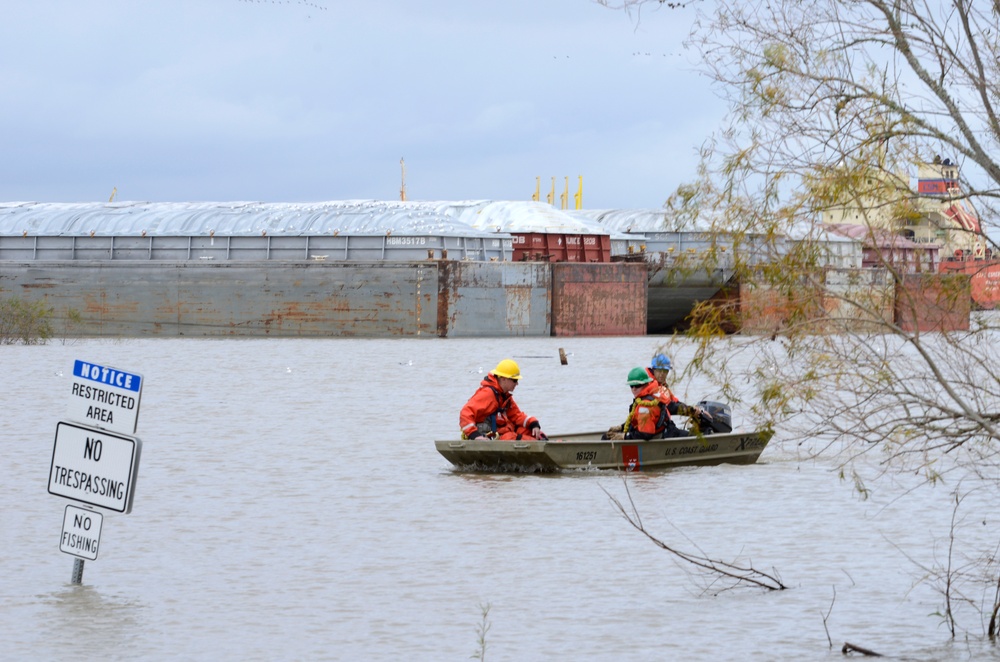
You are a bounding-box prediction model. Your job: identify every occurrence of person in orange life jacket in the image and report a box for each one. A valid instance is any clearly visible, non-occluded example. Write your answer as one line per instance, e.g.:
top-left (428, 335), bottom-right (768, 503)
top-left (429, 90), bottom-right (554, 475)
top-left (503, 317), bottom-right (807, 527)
top-left (627, 367), bottom-right (677, 439)
top-left (460, 359), bottom-right (546, 441)
top-left (647, 353), bottom-right (710, 434)
top-left (603, 367), bottom-right (689, 440)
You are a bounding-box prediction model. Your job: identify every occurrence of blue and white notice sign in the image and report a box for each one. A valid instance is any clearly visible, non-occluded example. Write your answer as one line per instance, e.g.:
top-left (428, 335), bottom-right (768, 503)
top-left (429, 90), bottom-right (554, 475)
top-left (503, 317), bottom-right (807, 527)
top-left (67, 360), bottom-right (143, 435)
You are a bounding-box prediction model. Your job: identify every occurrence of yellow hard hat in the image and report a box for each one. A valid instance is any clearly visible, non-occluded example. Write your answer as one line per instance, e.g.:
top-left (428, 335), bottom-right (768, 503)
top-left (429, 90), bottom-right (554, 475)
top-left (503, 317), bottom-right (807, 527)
top-left (492, 358), bottom-right (521, 380)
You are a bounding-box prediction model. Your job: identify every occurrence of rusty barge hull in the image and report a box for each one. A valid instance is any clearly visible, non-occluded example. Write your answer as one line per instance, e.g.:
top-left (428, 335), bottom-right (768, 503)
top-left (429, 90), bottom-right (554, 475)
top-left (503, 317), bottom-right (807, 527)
top-left (0, 260), bottom-right (647, 338)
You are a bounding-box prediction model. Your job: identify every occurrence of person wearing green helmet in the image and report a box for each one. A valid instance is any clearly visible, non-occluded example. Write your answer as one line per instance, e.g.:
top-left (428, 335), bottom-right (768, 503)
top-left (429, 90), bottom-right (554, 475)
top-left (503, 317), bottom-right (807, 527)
top-left (602, 368), bottom-right (663, 440)
top-left (460, 358), bottom-right (546, 441)
top-left (603, 366), bottom-right (690, 440)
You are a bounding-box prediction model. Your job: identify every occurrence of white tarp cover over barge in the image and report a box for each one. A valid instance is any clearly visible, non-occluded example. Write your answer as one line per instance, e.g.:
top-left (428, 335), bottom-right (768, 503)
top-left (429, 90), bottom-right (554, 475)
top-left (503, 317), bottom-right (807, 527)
top-left (0, 201), bottom-right (518, 262)
top-left (0, 200), bottom-right (649, 338)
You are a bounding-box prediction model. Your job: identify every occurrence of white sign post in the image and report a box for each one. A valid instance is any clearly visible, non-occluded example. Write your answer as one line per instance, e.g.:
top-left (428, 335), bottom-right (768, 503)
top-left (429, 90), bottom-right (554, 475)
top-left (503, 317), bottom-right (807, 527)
top-left (60, 505), bottom-right (103, 561)
top-left (51, 359), bottom-right (145, 584)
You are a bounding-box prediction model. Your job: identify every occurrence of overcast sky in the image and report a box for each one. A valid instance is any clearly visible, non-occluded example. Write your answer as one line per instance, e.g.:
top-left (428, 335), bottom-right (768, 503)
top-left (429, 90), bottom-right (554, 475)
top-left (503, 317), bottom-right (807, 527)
top-left (1, 1), bottom-right (723, 209)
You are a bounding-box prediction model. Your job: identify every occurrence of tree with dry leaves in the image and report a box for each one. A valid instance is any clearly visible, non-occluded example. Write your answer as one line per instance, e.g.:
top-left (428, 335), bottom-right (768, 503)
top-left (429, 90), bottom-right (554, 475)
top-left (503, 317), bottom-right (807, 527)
top-left (601, 0), bottom-right (1000, 641)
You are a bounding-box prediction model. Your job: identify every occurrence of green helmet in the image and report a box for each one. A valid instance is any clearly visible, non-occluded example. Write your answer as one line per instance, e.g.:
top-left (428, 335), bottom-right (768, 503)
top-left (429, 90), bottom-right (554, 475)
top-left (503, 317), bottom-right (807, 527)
top-left (627, 367), bottom-right (652, 386)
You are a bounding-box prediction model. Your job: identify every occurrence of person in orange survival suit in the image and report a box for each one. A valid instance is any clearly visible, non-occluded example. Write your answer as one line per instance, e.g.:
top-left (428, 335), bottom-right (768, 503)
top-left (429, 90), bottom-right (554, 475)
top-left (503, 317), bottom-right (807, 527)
top-left (460, 359), bottom-right (547, 441)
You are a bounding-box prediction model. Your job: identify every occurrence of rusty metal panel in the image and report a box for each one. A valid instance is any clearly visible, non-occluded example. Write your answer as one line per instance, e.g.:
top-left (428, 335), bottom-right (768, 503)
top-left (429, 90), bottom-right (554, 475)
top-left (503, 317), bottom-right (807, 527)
top-left (2, 261), bottom-right (441, 337)
top-left (821, 268), bottom-right (893, 330)
top-left (732, 269), bottom-right (968, 335)
top-left (734, 281), bottom-right (791, 336)
top-left (1, 260), bottom-right (557, 338)
top-left (550, 263), bottom-right (646, 336)
top-left (895, 273), bottom-right (970, 332)
top-left (435, 261), bottom-right (550, 337)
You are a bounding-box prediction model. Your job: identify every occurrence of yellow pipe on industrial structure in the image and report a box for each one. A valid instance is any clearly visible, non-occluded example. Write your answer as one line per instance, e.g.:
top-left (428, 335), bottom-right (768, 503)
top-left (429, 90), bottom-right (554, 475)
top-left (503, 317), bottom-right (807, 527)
top-left (531, 176), bottom-right (582, 208)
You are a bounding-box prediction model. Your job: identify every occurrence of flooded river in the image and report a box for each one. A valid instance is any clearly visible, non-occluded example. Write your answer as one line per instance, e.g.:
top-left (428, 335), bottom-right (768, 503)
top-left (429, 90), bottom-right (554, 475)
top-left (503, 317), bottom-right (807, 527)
top-left (2, 336), bottom-right (997, 660)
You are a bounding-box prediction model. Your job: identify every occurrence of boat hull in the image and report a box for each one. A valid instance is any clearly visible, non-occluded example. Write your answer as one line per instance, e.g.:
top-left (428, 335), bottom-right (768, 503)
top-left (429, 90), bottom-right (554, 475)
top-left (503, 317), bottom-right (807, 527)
top-left (435, 429), bottom-right (772, 472)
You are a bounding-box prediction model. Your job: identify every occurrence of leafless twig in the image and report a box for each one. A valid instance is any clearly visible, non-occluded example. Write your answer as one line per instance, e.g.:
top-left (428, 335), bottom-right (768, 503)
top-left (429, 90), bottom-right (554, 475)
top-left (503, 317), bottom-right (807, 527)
top-left (821, 586), bottom-right (836, 649)
top-left (988, 574), bottom-right (1000, 639)
top-left (602, 477), bottom-right (786, 591)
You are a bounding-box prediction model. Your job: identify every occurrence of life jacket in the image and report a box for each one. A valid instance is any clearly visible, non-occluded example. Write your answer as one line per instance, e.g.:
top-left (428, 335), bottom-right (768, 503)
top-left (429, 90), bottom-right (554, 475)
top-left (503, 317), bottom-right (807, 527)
top-left (624, 382), bottom-right (668, 438)
top-left (646, 368), bottom-right (679, 405)
top-left (484, 385), bottom-right (512, 434)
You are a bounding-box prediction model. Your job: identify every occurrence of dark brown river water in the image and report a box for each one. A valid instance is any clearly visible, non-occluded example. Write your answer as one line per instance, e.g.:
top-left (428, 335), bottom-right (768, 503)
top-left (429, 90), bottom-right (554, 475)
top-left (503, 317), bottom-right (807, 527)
top-left (3, 336), bottom-right (996, 660)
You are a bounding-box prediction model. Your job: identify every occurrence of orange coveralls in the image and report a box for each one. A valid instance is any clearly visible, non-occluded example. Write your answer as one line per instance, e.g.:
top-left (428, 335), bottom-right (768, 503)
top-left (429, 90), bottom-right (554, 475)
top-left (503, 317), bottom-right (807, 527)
top-left (460, 373), bottom-right (540, 440)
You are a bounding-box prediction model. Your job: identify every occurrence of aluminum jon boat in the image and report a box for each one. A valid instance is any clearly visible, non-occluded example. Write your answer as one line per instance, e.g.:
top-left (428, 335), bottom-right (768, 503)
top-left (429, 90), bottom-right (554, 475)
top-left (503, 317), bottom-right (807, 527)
top-left (434, 429), bottom-right (773, 472)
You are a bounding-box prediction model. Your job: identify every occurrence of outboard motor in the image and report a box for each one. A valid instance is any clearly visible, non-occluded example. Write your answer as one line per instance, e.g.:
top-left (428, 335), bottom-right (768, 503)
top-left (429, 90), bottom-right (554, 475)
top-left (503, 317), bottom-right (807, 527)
top-left (696, 400), bottom-right (733, 434)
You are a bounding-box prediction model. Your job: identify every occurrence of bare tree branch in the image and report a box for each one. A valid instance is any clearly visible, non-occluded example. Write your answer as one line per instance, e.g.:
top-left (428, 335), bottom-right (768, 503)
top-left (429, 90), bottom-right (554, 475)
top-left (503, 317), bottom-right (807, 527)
top-left (601, 0), bottom-right (1000, 640)
top-left (602, 476), bottom-right (787, 591)
top-left (821, 586), bottom-right (836, 649)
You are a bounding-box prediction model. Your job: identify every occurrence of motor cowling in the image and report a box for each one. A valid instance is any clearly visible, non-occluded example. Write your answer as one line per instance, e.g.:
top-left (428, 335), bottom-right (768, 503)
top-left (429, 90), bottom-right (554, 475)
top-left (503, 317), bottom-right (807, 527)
top-left (696, 400), bottom-right (733, 434)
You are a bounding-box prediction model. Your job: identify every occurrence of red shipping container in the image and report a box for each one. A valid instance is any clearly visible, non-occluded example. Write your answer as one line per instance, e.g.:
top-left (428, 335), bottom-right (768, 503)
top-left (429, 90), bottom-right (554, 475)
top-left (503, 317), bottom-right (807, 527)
top-left (511, 232), bottom-right (611, 262)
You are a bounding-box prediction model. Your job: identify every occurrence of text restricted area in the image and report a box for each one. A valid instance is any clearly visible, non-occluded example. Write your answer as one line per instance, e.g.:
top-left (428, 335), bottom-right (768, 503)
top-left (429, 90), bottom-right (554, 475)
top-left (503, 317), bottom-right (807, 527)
top-left (67, 360), bottom-right (143, 435)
